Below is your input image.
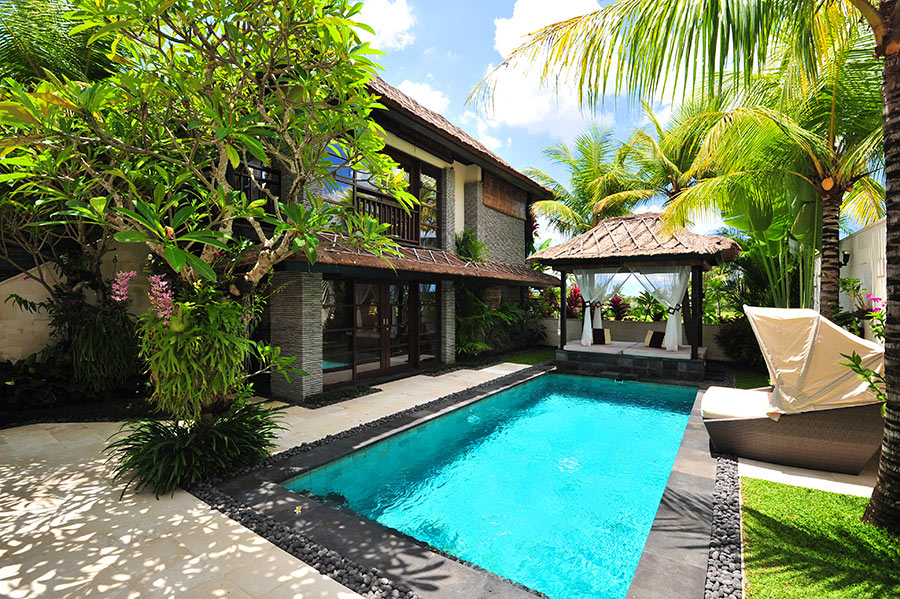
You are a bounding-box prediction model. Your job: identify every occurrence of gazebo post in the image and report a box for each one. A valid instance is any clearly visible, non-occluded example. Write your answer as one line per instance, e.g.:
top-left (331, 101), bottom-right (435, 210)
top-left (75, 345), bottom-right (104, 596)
top-left (559, 270), bottom-right (567, 349)
top-left (691, 264), bottom-right (703, 359)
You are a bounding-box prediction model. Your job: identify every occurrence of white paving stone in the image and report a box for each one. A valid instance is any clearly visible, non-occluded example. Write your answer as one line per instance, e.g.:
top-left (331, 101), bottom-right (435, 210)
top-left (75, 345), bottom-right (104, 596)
top-left (0, 363), bottom-right (527, 598)
top-left (738, 453), bottom-right (878, 497)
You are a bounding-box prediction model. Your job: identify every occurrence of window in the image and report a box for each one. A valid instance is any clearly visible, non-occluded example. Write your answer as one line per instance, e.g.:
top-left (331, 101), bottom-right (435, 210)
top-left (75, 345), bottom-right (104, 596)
top-left (324, 148), bottom-right (442, 247)
top-left (228, 160), bottom-right (282, 206)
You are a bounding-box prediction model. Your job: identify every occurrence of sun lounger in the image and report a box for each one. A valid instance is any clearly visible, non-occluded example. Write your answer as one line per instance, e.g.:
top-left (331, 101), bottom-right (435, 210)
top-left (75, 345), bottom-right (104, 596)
top-left (701, 386), bottom-right (883, 475)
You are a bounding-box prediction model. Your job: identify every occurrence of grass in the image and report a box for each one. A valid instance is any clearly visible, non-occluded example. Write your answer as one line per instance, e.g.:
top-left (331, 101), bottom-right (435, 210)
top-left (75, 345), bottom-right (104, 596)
top-left (741, 477), bottom-right (900, 599)
top-left (734, 367), bottom-right (770, 389)
top-left (499, 346), bottom-right (556, 365)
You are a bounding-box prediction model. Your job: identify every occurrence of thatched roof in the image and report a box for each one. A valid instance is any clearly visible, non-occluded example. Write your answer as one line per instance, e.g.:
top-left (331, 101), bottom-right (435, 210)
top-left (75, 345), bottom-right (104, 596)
top-left (368, 77), bottom-right (552, 198)
top-left (286, 233), bottom-right (560, 288)
top-left (529, 213), bottom-right (741, 268)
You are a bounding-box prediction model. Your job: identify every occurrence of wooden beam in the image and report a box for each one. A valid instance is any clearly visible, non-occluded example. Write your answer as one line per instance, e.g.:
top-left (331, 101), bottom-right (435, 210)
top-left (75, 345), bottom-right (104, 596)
top-left (559, 271), bottom-right (567, 350)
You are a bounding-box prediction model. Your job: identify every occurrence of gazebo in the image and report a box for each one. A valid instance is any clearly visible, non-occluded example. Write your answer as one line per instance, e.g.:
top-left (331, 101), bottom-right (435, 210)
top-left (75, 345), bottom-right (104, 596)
top-left (529, 213), bottom-right (741, 379)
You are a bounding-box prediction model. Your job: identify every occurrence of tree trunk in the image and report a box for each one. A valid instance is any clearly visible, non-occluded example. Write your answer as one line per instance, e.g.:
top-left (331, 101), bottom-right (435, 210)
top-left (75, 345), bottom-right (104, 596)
top-left (864, 41), bottom-right (900, 533)
top-left (819, 189), bottom-right (842, 319)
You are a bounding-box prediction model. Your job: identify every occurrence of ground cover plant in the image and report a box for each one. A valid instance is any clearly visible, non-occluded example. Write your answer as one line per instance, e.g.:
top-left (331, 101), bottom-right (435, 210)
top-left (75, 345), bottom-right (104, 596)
top-left (741, 478), bottom-right (900, 598)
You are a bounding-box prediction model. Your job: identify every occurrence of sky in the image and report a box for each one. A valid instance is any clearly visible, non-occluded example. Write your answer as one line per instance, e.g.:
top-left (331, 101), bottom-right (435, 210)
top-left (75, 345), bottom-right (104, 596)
top-left (356, 0), bottom-right (726, 248)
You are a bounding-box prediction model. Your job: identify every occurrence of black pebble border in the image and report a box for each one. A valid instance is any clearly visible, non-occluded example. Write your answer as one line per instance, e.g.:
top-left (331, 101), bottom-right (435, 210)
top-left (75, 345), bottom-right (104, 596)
top-left (190, 483), bottom-right (421, 599)
top-left (188, 364), bottom-right (554, 598)
top-left (705, 455), bottom-right (743, 599)
top-left (201, 363), bottom-right (555, 485)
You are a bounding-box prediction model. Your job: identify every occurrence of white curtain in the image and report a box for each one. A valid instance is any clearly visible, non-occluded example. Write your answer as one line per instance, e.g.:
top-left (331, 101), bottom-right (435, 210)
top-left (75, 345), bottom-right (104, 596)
top-left (632, 266), bottom-right (691, 351)
top-left (574, 270), bottom-right (627, 346)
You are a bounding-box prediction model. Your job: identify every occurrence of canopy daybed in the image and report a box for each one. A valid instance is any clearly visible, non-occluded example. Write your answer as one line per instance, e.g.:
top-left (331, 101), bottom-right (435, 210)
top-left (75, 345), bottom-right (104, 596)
top-left (702, 306), bottom-right (884, 474)
top-left (529, 213), bottom-right (741, 370)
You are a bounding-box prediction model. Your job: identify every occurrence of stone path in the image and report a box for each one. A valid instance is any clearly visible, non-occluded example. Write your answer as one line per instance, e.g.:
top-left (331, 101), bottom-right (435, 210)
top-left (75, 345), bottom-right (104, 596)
top-left (738, 453), bottom-right (878, 498)
top-left (0, 363), bottom-right (528, 599)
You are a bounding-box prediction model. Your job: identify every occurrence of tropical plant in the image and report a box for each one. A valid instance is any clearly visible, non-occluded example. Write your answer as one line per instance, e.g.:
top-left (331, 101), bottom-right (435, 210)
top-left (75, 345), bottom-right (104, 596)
top-left (629, 291), bottom-right (666, 322)
top-left (477, 0), bottom-right (900, 533)
top-left (106, 401), bottom-right (283, 498)
top-left (0, 0), bottom-right (416, 493)
top-left (0, 0), bottom-right (118, 82)
top-left (604, 294), bottom-right (630, 321)
top-left (455, 287), bottom-right (545, 358)
top-left (525, 125), bottom-right (640, 236)
top-left (455, 228), bottom-right (490, 262)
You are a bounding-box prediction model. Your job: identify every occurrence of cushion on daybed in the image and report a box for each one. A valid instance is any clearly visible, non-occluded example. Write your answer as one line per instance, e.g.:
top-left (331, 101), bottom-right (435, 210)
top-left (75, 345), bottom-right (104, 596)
top-left (700, 386), bottom-right (773, 420)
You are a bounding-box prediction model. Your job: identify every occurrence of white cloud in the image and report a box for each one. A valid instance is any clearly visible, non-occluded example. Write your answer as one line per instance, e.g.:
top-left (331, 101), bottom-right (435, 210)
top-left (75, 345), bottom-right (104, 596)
top-left (397, 80), bottom-right (450, 113)
top-left (473, 1), bottom-right (611, 142)
top-left (358, 0), bottom-right (415, 51)
top-left (493, 0), bottom-right (600, 58)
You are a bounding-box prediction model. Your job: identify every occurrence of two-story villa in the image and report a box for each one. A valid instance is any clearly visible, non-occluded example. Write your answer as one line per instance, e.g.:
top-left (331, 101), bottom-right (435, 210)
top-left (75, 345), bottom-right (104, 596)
top-left (266, 77), bottom-right (558, 400)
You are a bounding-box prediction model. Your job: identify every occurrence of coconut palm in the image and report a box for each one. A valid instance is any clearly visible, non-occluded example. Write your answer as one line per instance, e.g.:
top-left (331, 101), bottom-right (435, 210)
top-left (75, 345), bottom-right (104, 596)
top-left (525, 125), bottom-right (640, 236)
top-left (0, 0), bottom-right (117, 83)
top-left (477, 0), bottom-right (900, 532)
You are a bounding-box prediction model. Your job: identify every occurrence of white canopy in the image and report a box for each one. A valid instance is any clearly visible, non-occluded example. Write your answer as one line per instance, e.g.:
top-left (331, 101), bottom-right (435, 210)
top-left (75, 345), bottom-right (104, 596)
top-left (632, 266), bottom-right (691, 351)
top-left (744, 306), bottom-right (883, 417)
top-left (573, 269), bottom-right (628, 346)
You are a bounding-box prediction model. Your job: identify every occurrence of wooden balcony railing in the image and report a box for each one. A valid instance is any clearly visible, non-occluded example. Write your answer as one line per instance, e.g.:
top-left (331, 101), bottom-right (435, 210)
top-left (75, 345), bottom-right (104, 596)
top-left (356, 193), bottom-right (420, 245)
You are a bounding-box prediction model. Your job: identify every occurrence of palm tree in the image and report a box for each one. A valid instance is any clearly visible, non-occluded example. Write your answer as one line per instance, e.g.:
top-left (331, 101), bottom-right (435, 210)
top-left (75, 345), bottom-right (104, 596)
top-left (659, 24), bottom-right (885, 315)
top-left (0, 0), bottom-right (117, 83)
top-left (477, 0), bottom-right (900, 532)
top-left (525, 125), bottom-right (640, 236)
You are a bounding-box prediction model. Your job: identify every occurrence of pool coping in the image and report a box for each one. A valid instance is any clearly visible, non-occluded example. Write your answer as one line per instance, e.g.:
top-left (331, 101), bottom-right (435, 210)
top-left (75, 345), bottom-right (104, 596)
top-left (626, 388), bottom-right (717, 598)
top-left (208, 366), bottom-right (717, 599)
top-left (210, 364), bottom-right (555, 599)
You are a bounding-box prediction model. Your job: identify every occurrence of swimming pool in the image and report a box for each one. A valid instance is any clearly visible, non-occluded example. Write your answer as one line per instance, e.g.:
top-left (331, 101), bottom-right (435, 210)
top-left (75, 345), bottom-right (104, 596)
top-left (284, 373), bottom-right (697, 599)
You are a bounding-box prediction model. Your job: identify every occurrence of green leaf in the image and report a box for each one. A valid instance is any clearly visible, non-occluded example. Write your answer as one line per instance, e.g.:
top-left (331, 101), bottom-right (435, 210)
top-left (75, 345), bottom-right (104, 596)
top-left (0, 172), bottom-right (31, 182)
top-left (171, 205), bottom-right (196, 229)
top-left (164, 245), bottom-right (188, 271)
top-left (184, 252), bottom-right (217, 282)
top-left (90, 197), bottom-right (109, 214)
top-left (233, 134), bottom-right (268, 164)
top-left (114, 230), bottom-right (150, 243)
top-left (225, 144), bottom-right (240, 168)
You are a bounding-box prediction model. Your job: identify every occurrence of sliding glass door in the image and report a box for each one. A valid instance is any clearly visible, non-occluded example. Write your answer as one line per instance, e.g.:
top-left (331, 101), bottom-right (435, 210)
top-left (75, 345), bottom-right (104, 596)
top-left (322, 278), bottom-right (439, 386)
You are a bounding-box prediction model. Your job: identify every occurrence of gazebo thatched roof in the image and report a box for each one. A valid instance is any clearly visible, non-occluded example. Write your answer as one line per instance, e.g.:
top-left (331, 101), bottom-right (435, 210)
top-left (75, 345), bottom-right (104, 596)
top-left (529, 213), bottom-right (741, 269)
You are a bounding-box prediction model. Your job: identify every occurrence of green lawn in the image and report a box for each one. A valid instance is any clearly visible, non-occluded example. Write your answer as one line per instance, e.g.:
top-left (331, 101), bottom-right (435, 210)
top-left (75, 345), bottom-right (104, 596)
top-left (734, 368), bottom-right (770, 389)
top-left (500, 346), bottom-right (556, 365)
top-left (742, 478), bottom-right (900, 599)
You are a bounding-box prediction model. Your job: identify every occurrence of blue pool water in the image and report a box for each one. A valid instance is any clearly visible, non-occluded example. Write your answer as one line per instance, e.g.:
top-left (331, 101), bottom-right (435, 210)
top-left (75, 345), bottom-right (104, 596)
top-left (284, 373), bottom-right (696, 599)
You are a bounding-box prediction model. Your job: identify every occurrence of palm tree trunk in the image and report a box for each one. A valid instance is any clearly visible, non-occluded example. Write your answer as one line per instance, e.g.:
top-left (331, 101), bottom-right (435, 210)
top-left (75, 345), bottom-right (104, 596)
top-left (819, 189), bottom-right (842, 319)
top-left (864, 43), bottom-right (900, 533)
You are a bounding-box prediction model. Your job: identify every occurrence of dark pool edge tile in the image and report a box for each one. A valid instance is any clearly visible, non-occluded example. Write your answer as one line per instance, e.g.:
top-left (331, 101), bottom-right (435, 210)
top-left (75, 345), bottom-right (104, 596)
top-left (627, 391), bottom-right (718, 599)
top-left (200, 363), bottom-right (556, 599)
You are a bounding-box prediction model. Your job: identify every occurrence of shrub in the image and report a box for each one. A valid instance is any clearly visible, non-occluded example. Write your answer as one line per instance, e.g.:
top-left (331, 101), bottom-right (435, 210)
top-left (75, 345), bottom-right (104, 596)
top-left (106, 401), bottom-right (283, 498)
top-left (604, 294), bottom-right (630, 321)
top-left (715, 316), bottom-right (765, 371)
top-left (456, 288), bottom-right (546, 358)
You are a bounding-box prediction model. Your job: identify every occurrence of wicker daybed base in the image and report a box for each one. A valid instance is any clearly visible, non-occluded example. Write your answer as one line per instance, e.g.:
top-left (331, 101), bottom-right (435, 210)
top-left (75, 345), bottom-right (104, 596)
top-left (704, 402), bottom-right (883, 475)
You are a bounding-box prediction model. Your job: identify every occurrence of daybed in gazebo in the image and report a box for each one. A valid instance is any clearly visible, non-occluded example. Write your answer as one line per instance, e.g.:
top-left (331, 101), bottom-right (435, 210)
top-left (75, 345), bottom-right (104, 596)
top-left (529, 213), bottom-right (741, 381)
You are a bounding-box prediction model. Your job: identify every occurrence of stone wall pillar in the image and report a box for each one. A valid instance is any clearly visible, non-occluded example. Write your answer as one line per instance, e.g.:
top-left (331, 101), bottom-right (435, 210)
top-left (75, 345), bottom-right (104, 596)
top-left (463, 180), bottom-right (481, 235)
top-left (440, 167), bottom-right (456, 251)
top-left (439, 279), bottom-right (456, 364)
top-left (269, 270), bottom-right (323, 400)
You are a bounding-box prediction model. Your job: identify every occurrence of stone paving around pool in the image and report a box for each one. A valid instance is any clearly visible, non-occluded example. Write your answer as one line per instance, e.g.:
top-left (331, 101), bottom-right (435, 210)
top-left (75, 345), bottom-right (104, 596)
top-left (0, 363), bottom-right (529, 599)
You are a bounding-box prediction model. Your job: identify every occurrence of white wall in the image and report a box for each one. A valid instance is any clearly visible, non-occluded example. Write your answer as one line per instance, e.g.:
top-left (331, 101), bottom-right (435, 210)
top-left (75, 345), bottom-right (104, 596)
top-left (0, 242), bottom-right (150, 361)
top-left (839, 218), bottom-right (886, 312)
top-left (0, 269), bottom-right (57, 361)
top-left (839, 219), bottom-right (886, 342)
